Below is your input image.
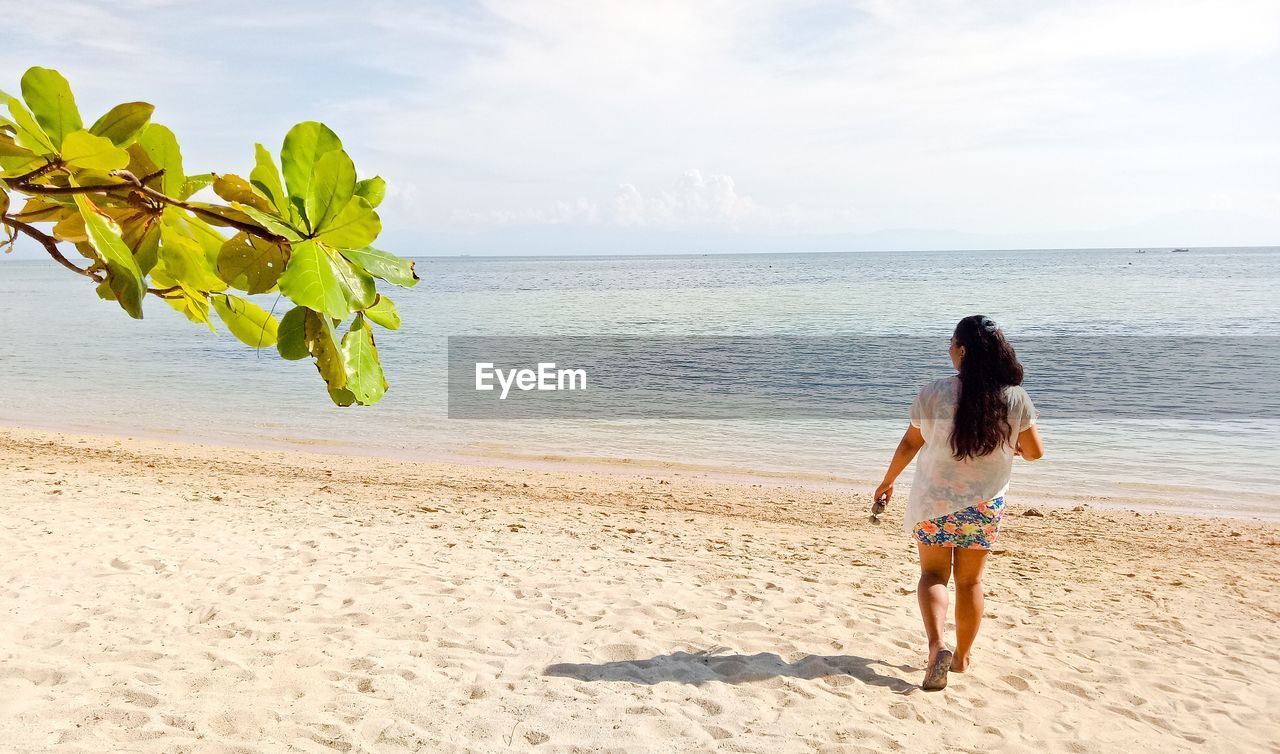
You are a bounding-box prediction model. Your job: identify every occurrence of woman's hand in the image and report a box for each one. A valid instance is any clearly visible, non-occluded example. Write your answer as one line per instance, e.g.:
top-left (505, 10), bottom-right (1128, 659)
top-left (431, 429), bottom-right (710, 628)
top-left (1016, 425), bottom-right (1044, 461)
top-left (875, 424), bottom-right (924, 507)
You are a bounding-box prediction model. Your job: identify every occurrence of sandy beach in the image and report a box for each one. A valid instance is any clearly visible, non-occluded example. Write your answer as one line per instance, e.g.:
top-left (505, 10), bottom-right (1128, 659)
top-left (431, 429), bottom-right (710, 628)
top-left (0, 426), bottom-right (1277, 753)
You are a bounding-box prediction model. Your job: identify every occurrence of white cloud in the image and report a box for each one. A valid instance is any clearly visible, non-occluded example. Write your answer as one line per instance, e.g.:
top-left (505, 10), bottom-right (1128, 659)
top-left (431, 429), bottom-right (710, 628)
top-left (614, 170), bottom-right (759, 227)
top-left (2, 0), bottom-right (1278, 252)
top-left (450, 169), bottom-right (767, 228)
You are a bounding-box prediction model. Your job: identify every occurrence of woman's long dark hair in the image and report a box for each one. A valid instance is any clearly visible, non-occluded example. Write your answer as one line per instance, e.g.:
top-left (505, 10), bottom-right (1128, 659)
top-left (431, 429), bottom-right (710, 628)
top-left (950, 315), bottom-right (1024, 460)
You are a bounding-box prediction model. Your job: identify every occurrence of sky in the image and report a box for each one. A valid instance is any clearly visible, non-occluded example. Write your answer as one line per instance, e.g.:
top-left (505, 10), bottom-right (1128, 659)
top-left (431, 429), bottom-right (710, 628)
top-left (2, 0), bottom-right (1278, 255)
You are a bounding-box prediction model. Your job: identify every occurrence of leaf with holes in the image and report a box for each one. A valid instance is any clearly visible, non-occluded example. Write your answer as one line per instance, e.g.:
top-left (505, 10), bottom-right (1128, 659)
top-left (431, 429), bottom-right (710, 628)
top-left (303, 308), bottom-right (346, 391)
top-left (217, 232), bottom-right (286, 293)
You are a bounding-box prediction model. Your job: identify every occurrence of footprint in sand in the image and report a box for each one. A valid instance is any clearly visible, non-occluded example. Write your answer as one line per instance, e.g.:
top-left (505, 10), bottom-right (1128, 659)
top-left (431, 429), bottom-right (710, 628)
top-left (690, 697), bottom-right (723, 716)
top-left (1052, 680), bottom-right (1093, 699)
top-left (1001, 675), bottom-right (1031, 691)
top-left (524, 730), bottom-right (551, 745)
top-left (115, 688), bottom-right (159, 708)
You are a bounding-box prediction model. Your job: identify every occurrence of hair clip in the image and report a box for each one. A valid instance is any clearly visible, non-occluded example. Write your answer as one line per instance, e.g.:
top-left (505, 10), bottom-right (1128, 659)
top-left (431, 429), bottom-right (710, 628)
top-left (980, 317), bottom-right (999, 333)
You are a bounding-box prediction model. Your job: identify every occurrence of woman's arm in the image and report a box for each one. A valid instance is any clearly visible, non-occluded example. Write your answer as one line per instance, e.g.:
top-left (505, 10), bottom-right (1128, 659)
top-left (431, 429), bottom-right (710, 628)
top-left (1015, 425), bottom-right (1044, 461)
top-left (874, 424), bottom-right (926, 504)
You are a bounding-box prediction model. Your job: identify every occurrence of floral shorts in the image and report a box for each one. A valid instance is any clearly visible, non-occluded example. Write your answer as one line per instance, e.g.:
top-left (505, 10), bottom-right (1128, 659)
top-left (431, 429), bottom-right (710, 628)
top-left (914, 497), bottom-right (1004, 549)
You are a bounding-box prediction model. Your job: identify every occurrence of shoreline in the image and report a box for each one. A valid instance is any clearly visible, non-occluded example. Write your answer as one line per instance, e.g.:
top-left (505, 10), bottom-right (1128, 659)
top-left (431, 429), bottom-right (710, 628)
top-left (1, 425), bottom-right (1277, 751)
top-left (2, 417), bottom-right (1276, 523)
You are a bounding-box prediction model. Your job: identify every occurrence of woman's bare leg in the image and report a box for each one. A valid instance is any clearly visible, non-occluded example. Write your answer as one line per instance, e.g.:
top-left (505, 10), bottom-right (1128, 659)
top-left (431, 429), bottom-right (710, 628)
top-left (917, 543), bottom-right (953, 663)
top-left (952, 547), bottom-right (990, 672)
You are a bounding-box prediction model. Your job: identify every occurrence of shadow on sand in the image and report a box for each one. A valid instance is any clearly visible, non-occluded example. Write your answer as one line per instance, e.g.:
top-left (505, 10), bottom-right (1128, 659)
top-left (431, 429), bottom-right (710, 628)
top-left (545, 649), bottom-right (916, 693)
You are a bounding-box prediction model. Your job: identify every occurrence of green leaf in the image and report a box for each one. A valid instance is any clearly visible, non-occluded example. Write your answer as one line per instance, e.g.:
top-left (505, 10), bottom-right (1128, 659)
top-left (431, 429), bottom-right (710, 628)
top-left (155, 281), bottom-right (212, 328)
top-left (59, 130), bottom-right (130, 171)
top-left (305, 149), bottom-right (355, 233)
top-left (135, 123), bottom-right (183, 196)
top-left (125, 142), bottom-right (159, 184)
top-left (304, 308), bottom-right (346, 390)
top-left (89, 102), bottom-right (153, 147)
top-left (280, 121), bottom-right (341, 226)
top-left (20, 67), bottom-right (81, 148)
top-left (0, 189), bottom-right (9, 217)
top-left (235, 204), bottom-right (304, 242)
top-left (340, 315), bottom-right (387, 405)
top-left (164, 210), bottom-right (225, 270)
top-left (52, 211), bottom-right (87, 243)
top-left (179, 173), bottom-right (212, 200)
top-left (118, 212), bottom-right (160, 275)
top-left (71, 189), bottom-right (144, 318)
top-left (157, 222), bottom-right (227, 292)
top-left (0, 134), bottom-right (36, 159)
top-left (363, 295), bottom-right (401, 330)
top-left (328, 386), bottom-right (357, 406)
top-left (12, 196), bottom-right (64, 223)
top-left (0, 152), bottom-right (42, 176)
top-left (217, 232), bottom-right (286, 294)
top-left (339, 246), bottom-right (419, 288)
top-left (250, 143), bottom-right (288, 216)
top-left (330, 246), bottom-right (376, 311)
top-left (187, 202), bottom-right (268, 233)
top-left (276, 306), bottom-right (309, 360)
top-left (0, 90), bottom-right (55, 154)
top-left (278, 239), bottom-right (348, 319)
top-left (353, 176), bottom-right (386, 208)
top-left (314, 197), bottom-right (380, 248)
top-left (212, 294), bottom-right (278, 348)
top-left (212, 173), bottom-right (273, 213)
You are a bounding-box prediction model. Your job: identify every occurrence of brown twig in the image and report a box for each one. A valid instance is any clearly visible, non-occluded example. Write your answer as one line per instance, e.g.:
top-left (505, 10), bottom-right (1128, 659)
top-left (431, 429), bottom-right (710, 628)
top-left (5, 159), bottom-right (63, 185)
top-left (7, 167), bottom-right (287, 243)
top-left (0, 214), bottom-right (101, 281)
top-left (11, 182), bottom-right (132, 196)
top-left (3, 213), bottom-right (196, 301)
top-left (138, 186), bottom-right (287, 242)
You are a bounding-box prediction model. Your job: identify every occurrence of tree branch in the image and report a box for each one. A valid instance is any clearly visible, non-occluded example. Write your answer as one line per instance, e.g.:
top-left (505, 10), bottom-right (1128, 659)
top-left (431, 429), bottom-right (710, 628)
top-left (3, 214), bottom-right (197, 301)
top-left (10, 182), bottom-right (130, 196)
top-left (5, 159), bottom-right (63, 185)
top-left (0, 214), bottom-right (101, 281)
top-left (9, 168), bottom-right (287, 244)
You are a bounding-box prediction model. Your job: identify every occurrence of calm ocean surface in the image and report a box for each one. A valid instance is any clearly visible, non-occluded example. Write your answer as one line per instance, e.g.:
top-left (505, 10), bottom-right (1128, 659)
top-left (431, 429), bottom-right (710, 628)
top-left (2, 247), bottom-right (1277, 518)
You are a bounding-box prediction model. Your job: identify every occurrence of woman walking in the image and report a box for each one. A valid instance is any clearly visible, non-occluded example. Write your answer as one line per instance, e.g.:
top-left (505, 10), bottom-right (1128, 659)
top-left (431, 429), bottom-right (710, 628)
top-left (874, 315), bottom-right (1043, 691)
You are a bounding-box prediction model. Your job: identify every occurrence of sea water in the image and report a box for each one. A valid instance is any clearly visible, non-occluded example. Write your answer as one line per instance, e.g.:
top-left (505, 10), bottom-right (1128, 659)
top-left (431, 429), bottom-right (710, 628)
top-left (1, 247), bottom-right (1277, 518)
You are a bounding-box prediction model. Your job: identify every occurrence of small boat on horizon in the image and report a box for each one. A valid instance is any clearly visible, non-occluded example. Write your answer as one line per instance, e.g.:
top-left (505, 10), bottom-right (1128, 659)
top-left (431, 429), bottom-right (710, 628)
top-left (1171, 248), bottom-right (1190, 252)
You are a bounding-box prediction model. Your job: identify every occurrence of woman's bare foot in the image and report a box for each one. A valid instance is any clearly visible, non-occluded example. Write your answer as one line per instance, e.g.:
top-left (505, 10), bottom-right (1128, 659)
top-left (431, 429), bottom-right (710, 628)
top-left (952, 653), bottom-right (970, 673)
top-left (922, 649), bottom-right (953, 691)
